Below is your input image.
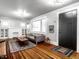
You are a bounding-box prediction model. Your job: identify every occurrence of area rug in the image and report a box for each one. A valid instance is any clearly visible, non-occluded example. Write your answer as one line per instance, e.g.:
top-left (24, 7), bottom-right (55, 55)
top-left (9, 40), bottom-right (36, 53)
top-left (52, 46), bottom-right (74, 56)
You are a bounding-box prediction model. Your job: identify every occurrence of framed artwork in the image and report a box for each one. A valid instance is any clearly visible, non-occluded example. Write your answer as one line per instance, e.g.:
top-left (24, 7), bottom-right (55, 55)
top-left (49, 25), bottom-right (54, 33)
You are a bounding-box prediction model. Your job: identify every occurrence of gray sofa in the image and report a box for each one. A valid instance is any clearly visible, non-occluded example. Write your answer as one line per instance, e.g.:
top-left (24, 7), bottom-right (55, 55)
top-left (27, 33), bottom-right (45, 44)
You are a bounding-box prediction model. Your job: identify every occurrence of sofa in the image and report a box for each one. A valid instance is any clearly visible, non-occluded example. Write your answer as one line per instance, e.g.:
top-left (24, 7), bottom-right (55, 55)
top-left (27, 33), bottom-right (45, 44)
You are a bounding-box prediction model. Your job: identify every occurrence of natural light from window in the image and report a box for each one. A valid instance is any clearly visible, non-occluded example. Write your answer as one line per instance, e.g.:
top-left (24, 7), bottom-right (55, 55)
top-left (32, 16), bottom-right (47, 33)
top-left (32, 20), bottom-right (41, 32)
top-left (42, 19), bottom-right (47, 33)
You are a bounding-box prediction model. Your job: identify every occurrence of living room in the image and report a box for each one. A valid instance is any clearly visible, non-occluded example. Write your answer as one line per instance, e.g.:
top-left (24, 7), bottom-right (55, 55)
top-left (0, 0), bottom-right (79, 59)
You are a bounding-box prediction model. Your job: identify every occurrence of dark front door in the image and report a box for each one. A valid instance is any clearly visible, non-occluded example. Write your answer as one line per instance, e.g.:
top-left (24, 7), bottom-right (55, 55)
top-left (59, 10), bottom-right (77, 50)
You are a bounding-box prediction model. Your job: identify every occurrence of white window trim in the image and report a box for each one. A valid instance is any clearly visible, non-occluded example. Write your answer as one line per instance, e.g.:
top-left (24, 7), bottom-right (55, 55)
top-left (31, 16), bottom-right (48, 33)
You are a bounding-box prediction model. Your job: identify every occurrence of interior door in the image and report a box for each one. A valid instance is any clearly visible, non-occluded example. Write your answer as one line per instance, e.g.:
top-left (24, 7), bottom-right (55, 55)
top-left (59, 10), bottom-right (77, 50)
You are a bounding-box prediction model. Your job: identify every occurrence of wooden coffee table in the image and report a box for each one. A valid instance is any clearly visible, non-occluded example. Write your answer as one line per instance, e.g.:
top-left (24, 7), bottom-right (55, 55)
top-left (17, 37), bottom-right (28, 46)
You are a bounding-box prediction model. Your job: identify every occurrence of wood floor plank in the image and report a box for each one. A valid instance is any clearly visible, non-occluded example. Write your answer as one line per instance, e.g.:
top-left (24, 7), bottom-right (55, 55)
top-left (27, 48), bottom-right (44, 59)
top-left (70, 52), bottom-right (79, 59)
top-left (21, 50), bottom-right (32, 59)
top-left (6, 41), bottom-right (79, 59)
top-left (12, 52), bottom-right (22, 59)
top-left (16, 52), bottom-right (22, 59)
top-left (18, 51), bottom-right (25, 59)
top-left (12, 53), bottom-right (17, 59)
top-left (37, 44), bottom-right (69, 59)
top-left (31, 48), bottom-right (52, 59)
top-left (24, 49), bottom-right (41, 59)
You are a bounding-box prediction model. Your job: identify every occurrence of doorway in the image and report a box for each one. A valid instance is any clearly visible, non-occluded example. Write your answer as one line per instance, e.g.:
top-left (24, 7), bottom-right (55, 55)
top-left (59, 10), bottom-right (77, 50)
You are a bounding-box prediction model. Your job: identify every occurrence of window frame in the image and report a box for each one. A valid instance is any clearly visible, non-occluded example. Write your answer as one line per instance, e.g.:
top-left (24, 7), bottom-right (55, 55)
top-left (32, 17), bottom-right (47, 33)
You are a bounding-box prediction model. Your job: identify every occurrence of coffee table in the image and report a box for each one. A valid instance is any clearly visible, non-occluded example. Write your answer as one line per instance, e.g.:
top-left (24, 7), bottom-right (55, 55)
top-left (17, 37), bottom-right (28, 46)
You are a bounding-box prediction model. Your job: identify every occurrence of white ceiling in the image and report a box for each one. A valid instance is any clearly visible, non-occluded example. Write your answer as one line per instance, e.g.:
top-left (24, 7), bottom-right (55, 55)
top-left (0, 0), bottom-right (78, 20)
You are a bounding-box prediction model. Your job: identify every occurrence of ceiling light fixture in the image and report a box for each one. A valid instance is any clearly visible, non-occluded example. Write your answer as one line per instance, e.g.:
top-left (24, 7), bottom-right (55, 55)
top-left (13, 9), bottom-right (31, 18)
top-left (2, 21), bottom-right (9, 26)
top-left (21, 23), bottom-right (26, 27)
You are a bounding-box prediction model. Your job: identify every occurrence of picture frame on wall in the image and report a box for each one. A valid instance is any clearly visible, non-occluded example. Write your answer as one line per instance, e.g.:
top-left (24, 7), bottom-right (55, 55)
top-left (49, 25), bottom-right (54, 33)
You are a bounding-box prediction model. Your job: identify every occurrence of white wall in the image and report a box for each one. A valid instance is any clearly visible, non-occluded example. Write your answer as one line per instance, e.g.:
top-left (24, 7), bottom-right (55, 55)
top-left (0, 17), bottom-right (25, 28)
top-left (46, 2), bottom-right (79, 52)
top-left (0, 17), bottom-right (27, 38)
top-left (30, 16), bottom-right (48, 34)
top-left (30, 2), bottom-right (79, 52)
top-left (8, 28), bottom-right (22, 38)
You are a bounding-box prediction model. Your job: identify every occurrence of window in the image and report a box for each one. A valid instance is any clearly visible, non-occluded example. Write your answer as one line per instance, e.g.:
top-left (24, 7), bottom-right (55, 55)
top-left (22, 29), bottom-right (27, 35)
top-left (32, 20), bottom-right (41, 32)
top-left (0, 29), bottom-right (8, 37)
top-left (32, 16), bottom-right (47, 33)
top-left (27, 24), bottom-right (31, 33)
top-left (42, 19), bottom-right (47, 33)
top-left (5, 29), bottom-right (8, 37)
top-left (27, 24), bottom-right (30, 29)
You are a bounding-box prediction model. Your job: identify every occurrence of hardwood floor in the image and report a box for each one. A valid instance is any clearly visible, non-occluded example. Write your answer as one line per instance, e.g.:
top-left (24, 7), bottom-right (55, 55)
top-left (0, 41), bottom-right (6, 56)
top-left (7, 43), bottom-right (53, 59)
top-left (5, 41), bottom-right (79, 59)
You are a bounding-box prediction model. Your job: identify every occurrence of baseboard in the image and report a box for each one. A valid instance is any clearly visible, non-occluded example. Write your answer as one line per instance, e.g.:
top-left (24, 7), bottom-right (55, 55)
top-left (50, 41), bottom-right (58, 46)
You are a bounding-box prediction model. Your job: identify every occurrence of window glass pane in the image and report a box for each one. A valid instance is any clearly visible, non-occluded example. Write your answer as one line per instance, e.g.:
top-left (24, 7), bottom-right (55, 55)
top-left (32, 20), bottom-right (41, 32)
top-left (5, 29), bottom-right (8, 37)
top-left (27, 24), bottom-right (31, 33)
top-left (42, 19), bottom-right (47, 33)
